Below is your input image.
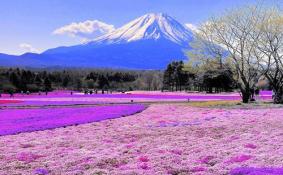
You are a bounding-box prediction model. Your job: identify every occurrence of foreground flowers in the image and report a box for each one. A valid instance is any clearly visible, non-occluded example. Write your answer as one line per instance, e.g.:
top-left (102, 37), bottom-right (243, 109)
top-left (0, 103), bottom-right (283, 174)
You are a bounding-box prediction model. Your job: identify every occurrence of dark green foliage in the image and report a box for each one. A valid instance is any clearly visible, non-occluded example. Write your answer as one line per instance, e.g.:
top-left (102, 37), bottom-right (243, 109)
top-left (62, 76), bottom-right (70, 87)
top-left (163, 61), bottom-right (189, 91)
top-left (44, 77), bottom-right (52, 91)
top-left (0, 64), bottom-right (236, 94)
top-left (75, 79), bottom-right (82, 90)
top-left (97, 75), bottom-right (109, 89)
top-left (201, 69), bottom-right (234, 93)
top-left (163, 61), bottom-right (235, 93)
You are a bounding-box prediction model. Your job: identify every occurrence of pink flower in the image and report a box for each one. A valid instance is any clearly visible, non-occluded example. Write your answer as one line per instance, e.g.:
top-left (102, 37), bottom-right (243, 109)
top-left (191, 167), bottom-right (206, 172)
top-left (229, 135), bottom-right (240, 141)
top-left (16, 152), bottom-right (43, 163)
top-left (226, 155), bottom-right (252, 164)
top-left (244, 143), bottom-right (257, 149)
top-left (158, 150), bottom-right (166, 154)
top-left (171, 149), bottom-right (182, 155)
top-left (125, 143), bottom-right (134, 149)
top-left (138, 156), bottom-right (149, 162)
top-left (34, 168), bottom-right (49, 175)
top-left (103, 139), bottom-right (113, 143)
top-left (199, 156), bottom-right (215, 164)
top-left (20, 143), bottom-right (34, 148)
top-left (139, 163), bottom-right (150, 170)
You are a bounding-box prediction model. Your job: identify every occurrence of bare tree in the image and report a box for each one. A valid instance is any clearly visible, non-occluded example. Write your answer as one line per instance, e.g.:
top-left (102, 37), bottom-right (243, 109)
top-left (253, 7), bottom-right (283, 103)
top-left (188, 25), bottom-right (227, 70)
top-left (195, 6), bottom-right (263, 103)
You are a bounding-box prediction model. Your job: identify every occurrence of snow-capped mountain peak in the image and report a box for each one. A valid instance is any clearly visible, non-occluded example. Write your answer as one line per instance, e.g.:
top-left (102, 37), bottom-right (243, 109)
top-left (92, 13), bottom-right (193, 45)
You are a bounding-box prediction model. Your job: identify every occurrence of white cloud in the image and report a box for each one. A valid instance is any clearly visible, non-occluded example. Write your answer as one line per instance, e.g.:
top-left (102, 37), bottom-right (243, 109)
top-left (19, 43), bottom-right (39, 53)
top-left (53, 20), bottom-right (115, 41)
top-left (185, 23), bottom-right (199, 33)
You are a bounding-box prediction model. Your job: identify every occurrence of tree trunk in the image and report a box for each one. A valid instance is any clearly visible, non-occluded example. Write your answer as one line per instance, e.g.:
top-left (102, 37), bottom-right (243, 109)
top-left (241, 91), bottom-right (250, 103)
top-left (273, 90), bottom-right (283, 104)
top-left (208, 87), bottom-right (213, 93)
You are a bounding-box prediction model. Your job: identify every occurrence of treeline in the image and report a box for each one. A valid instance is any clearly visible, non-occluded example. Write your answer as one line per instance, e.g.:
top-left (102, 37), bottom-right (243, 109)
top-left (0, 68), bottom-right (163, 93)
top-left (0, 64), bottom-right (237, 94)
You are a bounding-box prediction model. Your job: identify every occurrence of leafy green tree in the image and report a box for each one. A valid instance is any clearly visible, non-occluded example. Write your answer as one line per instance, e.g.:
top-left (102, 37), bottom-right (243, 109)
top-left (44, 77), bottom-right (52, 91)
top-left (76, 79), bottom-right (82, 90)
top-left (62, 76), bottom-right (70, 87)
top-left (163, 61), bottom-right (188, 91)
top-left (98, 75), bottom-right (109, 89)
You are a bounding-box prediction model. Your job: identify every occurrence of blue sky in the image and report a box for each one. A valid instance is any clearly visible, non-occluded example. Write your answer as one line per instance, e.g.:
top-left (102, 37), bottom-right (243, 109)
top-left (0, 0), bottom-right (281, 55)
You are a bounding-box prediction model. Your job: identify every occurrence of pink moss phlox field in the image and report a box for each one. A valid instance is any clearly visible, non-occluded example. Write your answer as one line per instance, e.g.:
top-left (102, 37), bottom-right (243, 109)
top-left (0, 104), bottom-right (145, 136)
top-left (0, 103), bottom-right (283, 174)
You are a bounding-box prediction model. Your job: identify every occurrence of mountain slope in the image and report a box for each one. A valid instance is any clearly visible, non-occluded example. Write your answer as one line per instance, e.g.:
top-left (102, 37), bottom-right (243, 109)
top-left (0, 13), bottom-right (194, 69)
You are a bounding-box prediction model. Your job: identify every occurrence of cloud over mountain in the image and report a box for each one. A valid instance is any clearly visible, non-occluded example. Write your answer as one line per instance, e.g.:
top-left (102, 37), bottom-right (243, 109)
top-left (53, 20), bottom-right (115, 41)
top-left (19, 43), bottom-right (39, 53)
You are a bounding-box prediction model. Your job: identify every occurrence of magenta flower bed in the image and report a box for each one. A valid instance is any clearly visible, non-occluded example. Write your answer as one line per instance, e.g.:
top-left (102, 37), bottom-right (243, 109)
top-left (0, 100), bottom-right (22, 104)
top-left (230, 167), bottom-right (283, 175)
top-left (85, 93), bottom-right (243, 100)
top-left (1, 90), bottom-right (272, 100)
top-left (0, 104), bottom-right (145, 136)
top-left (0, 100), bottom-right (102, 107)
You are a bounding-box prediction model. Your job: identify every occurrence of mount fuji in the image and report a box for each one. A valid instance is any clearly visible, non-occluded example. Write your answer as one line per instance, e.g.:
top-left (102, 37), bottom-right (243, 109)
top-left (0, 13), bottom-right (195, 69)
